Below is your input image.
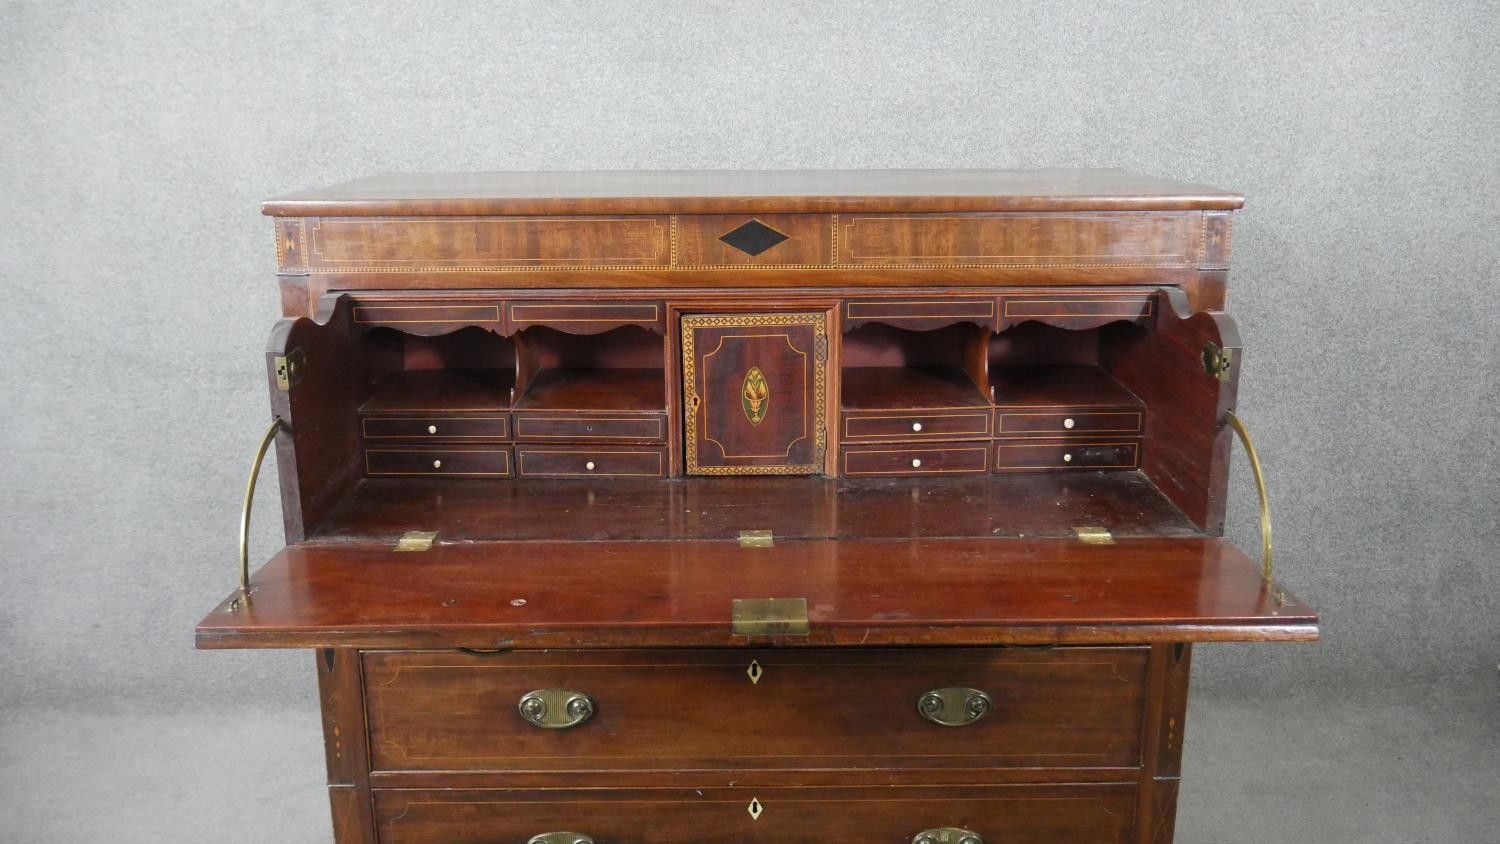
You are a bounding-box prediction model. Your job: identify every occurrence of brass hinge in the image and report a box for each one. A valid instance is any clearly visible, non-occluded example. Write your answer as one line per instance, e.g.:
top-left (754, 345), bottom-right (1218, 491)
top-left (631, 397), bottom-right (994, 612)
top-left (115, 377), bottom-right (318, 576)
top-left (1202, 342), bottom-right (1233, 381)
top-left (274, 348), bottom-right (304, 390)
top-left (732, 597), bottom-right (810, 636)
top-left (394, 530), bottom-right (438, 552)
top-left (738, 529), bottom-right (774, 548)
top-left (1073, 526), bottom-right (1115, 545)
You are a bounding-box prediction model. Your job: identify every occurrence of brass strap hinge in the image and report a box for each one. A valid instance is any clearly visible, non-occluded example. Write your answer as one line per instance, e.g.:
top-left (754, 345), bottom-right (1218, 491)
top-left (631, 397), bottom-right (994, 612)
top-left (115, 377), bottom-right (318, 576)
top-left (394, 530), bottom-right (438, 552)
top-left (732, 597), bottom-right (810, 636)
top-left (1202, 342), bottom-right (1233, 381)
top-left (1073, 526), bottom-right (1115, 544)
top-left (274, 348), bottom-right (304, 390)
top-left (738, 529), bottom-right (773, 548)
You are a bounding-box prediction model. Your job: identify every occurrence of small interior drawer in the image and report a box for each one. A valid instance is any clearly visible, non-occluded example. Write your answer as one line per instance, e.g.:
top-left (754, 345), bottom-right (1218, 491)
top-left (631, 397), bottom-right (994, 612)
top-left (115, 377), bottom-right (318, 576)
top-left (362, 414), bottom-right (511, 441)
top-left (996, 409), bottom-right (1142, 436)
top-left (516, 446), bottom-right (667, 478)
top-left (994, 439), bottom-right (1140, 471)
top-left (843, 298), bottom-right (997, 330)
top-left (841, 442), bottom-right (990, 476)
top-left (842, 409), bottom-right (992, 442)
top-left (365, 447), bottom-right (514, 477)
top-left (998, 291), bottom-right (1155, 329)
top-left (513, 412), bottom-right (666, 443)
top-left (508, 301), bottom-right (664, 333)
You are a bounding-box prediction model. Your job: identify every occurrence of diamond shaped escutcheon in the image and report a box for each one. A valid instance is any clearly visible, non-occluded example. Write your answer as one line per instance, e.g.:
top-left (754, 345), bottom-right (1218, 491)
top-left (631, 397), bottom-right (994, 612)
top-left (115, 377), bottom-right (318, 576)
top-left (747, 797), bottom-right (764, 820)
top-left (719, 219), bottom-right (789, 257)
top-left (746, 659), bottom-right (763, 684)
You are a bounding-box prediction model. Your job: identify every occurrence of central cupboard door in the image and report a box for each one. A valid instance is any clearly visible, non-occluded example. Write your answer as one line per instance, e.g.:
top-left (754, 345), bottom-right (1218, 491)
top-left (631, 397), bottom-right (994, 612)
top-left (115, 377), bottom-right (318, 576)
top-left (682, 313), bottom-right (828, 475)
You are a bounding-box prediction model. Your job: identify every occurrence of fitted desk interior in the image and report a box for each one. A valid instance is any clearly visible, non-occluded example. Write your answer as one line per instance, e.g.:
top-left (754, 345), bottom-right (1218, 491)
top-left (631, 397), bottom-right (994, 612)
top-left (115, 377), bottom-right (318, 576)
top-left (198, 169), bottom-right (1317, 843)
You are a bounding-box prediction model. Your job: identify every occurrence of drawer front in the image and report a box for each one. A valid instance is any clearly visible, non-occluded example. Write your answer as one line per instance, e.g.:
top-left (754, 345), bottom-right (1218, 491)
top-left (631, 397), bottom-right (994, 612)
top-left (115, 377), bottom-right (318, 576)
top-left (516, 446), bottom-right (667, 478)
top-left (998, 291), bottom-right (1156, 330)
top-left (362, 647), bottom-right (1147, 772)
top-left (374, 784), bottom-right (1136, 844)
top-left (514, 413), bottom-right (666, 443)
top-left (362, 414), bottom-right (511, 442)
top-left (844, 298), bottom-right (997, 330)
top-left (365, 447), bottom-right (513, 477)
top-left (350, 300), bottom-right (504, 334)
top-left (508, 301), bottom-right (664, 334)
top-left (995, 409), bottom-right (1142, 437)
top-left (994, 439), bottom-right (1140, 471)
top-left (675, 214), bottom-right (833, 266)
top-left (842, 410), bottom-right (992, 443)
top-left (842, 442), bottom-right (990, 476)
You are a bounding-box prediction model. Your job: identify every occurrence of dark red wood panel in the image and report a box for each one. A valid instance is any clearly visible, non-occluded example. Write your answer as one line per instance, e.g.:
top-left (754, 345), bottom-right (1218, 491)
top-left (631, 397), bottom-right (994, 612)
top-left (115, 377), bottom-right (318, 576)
top-left (197, 537), bottom-right (1317, 650)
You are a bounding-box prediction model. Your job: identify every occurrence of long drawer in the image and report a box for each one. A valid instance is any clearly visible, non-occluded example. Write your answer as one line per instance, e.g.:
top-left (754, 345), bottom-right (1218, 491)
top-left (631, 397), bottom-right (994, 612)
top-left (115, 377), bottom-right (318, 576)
top-left (362, 647), bottom-right (1147, 772)
top-left (373, 784), bottom-right (1137, 844)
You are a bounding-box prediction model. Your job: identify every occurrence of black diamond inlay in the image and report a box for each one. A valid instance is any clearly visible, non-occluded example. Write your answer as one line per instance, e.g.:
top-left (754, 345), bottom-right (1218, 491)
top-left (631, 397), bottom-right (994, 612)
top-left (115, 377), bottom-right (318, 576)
top-left (719, 219), bottom-right (789, 257)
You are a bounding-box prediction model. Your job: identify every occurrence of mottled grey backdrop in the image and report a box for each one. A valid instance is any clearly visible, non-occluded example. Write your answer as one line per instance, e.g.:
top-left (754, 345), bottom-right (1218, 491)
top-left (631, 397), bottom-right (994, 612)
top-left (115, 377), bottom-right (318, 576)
top-left (2, 1), bottom-right (1496, 841)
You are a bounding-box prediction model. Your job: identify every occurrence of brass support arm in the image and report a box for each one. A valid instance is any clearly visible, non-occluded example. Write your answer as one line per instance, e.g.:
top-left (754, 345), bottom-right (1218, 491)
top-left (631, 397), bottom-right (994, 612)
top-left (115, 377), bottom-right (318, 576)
top-left (235, 418), bottom-right (285, 607)
top-left (1224, 410), bottom-right (1273, 584)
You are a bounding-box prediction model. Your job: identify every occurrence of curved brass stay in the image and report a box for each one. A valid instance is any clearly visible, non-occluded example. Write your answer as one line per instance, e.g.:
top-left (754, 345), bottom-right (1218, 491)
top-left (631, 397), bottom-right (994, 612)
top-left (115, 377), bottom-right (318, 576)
top-left (232, 418), bottom-right (284, 610)
top-left (1224, 411), bottom-right (1274, 586)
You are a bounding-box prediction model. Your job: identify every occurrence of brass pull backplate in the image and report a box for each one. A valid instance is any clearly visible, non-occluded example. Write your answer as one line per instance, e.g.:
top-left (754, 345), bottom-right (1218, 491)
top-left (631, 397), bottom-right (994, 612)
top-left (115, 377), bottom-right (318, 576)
top-left (917, 687), bottom-right (993, 727)
top-left (914, 828), bottom-right (984, 844)
top-left (527, 834), bottom-right (595, 844)
top-left (518, 689), bottom-right (596, 730)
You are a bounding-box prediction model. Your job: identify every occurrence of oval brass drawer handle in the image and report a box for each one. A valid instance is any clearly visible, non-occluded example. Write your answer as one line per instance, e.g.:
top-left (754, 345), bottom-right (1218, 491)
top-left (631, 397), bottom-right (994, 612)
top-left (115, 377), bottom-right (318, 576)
top-left (914, 827), bottom-right (983, 844)
top-left (917, 687), bottom-right (992, 727)
top-left (528, 834), bottom-right (595, 844)
top-left (518, 689), bottom-right (596, 730)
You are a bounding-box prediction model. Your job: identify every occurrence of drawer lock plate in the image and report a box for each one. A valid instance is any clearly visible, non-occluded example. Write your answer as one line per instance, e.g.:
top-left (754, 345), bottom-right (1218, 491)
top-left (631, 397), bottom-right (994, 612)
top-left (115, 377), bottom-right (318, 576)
top-left (732, 597), bottom-right (809, 636)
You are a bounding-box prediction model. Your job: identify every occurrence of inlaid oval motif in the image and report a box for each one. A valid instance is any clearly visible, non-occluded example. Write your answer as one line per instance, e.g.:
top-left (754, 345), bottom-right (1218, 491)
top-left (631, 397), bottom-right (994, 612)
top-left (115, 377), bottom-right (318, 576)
top-left (742, 367), bottom-right (769, 426)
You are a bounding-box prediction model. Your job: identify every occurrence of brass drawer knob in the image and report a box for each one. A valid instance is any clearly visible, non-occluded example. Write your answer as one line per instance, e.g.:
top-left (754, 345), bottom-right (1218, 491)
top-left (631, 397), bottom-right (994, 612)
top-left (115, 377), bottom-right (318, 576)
top-left (917, 687), bottom-right (992, 727)
top-left (914, 828), bottom-right (983, 844)
top-left (518, 689), bottom-right (596, 729)
top-left (528, 834), bottom-right (595, 844)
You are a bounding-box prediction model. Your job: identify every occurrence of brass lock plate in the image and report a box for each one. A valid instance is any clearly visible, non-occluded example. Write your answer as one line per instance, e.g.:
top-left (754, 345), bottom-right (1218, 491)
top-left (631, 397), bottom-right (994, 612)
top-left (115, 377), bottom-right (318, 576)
top-left (732, 597), bottom-right (809, 636)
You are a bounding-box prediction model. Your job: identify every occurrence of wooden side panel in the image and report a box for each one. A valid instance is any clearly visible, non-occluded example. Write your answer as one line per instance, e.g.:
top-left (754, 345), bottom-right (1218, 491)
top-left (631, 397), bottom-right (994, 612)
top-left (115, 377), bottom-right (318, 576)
top-left (266, 296), bottom-right (370, 540)
top-left (1105, 293), bottom-right (1239, 532)
top-left (1136, 643), bottom-right (1192, 842)
top-left (373, 784), bottom-right (1137, 844)
top-left (681, 312), bottom-right (829, 475)
top-left (316, 649), bottom-right (374, 842)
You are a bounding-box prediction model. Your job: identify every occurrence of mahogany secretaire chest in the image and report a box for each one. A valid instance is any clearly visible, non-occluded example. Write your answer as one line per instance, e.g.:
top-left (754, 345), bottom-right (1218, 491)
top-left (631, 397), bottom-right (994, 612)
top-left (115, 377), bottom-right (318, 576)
top-left (197, 169), bottom-right (1317, 843)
